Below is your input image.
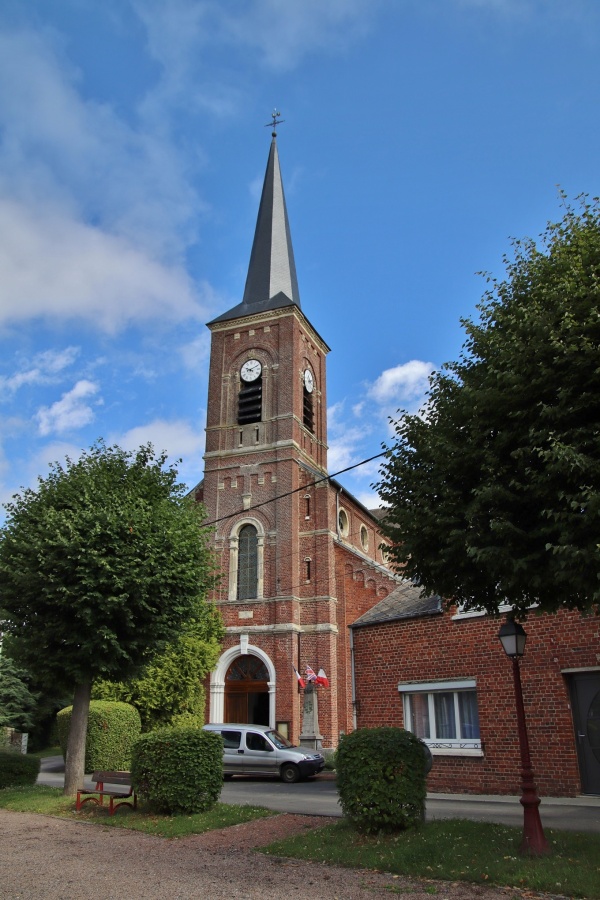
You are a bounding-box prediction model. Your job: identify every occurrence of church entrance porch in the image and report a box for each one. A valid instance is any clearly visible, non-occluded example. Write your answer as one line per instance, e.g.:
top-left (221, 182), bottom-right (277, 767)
top-left (224, 655), bottom-right (270, 725)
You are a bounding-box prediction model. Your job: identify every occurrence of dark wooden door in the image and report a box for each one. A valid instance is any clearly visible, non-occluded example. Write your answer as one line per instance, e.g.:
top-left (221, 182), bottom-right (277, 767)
top-left (224, 655), bottom-right (269, 726)
top-left (570, 672), bottom-right (600, 794)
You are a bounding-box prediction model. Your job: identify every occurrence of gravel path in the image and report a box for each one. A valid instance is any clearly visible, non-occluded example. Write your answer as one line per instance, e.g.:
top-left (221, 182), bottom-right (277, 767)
top-left (0, 809), bottom-right (566, 900)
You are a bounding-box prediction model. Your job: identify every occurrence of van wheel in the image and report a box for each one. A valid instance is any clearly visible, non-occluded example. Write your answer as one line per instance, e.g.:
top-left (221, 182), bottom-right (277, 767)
top-left (280, 763), bottom-right (300, 784)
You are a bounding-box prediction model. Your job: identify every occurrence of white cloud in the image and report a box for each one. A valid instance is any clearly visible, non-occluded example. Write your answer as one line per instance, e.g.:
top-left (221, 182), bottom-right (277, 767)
top-left (134, 0), bottom-right (379, 77)
top-left (36, 380), bottom-right (100, 436)
top-left (354, 488), bottom-right (383, 510)
top-left (114, 418), bottom-right (205, 462)
top-left (0, 199), bottom-right (203, 330)
top-left (0, 347), bottom-right (79, 397)
top-left (217, 0), bottom-right (380, 70)
top-left (367, 360), bottom-right (434, 408)
top-left (0, 26), bottom-right (211, 332)
top-left (180, 333), bottom-right (212, 373)
top-left (327, 401), bottom-right (371, 474)
top-left (113, 417), bottom-right (206, 491)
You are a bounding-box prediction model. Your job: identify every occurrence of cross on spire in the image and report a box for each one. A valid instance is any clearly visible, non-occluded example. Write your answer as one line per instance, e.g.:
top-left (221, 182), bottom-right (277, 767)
top-left (265, 109), bottom-right (285, 137)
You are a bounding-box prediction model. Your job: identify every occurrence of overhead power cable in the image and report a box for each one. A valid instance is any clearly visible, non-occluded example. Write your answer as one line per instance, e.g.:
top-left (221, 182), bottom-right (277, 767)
top-left (201, 450), bottom-right (387, 529)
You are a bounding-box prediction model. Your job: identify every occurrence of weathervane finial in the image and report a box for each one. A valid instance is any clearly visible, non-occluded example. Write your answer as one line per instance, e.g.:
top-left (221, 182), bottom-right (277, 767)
top-left (265, 109), bottom-right (285, 137)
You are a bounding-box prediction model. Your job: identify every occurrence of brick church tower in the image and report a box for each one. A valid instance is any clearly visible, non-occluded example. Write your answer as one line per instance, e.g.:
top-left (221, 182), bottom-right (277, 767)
top-left (197, 129), bottom-right (397, 747)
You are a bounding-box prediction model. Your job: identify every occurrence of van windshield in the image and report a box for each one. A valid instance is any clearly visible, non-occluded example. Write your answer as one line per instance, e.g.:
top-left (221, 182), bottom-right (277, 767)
top-left (266, 730), bottom-right (294, 749)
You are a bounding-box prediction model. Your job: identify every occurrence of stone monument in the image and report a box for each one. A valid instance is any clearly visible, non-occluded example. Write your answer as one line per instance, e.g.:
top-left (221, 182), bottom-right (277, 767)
top-left (299, 682), bottom-right (323, 751)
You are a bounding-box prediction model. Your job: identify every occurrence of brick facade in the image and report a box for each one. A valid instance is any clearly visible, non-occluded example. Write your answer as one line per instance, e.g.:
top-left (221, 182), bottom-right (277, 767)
top-left (197, 301), bottom-right (396, 747)
top-left (351, 605), bottom-right (600, 796)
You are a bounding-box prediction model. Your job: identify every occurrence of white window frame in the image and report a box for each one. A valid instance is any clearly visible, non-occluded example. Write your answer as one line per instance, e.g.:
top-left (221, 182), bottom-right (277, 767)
top-left (228, 518), bottom-right (265, 602)
top-left (398, 679), bottom-right (483, 756)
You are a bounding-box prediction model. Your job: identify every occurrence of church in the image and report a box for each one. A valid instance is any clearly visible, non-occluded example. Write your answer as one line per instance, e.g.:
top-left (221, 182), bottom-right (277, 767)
top-left (193, 127), bottom-right (399, 748)
top-left (192, 128), bottom-right (600, 795)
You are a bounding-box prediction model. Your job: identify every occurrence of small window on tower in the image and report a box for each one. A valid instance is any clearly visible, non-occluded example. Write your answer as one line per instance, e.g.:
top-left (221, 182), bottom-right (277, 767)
top-left (303, 368), bottom-right (314, 433)
top-left (238, 359), bottom-right (263, 425)
top-left (304, 558), bottom-right (311, 582)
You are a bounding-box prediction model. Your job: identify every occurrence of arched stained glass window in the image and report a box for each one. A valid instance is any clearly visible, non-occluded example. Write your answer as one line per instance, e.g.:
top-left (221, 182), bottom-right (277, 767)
top-left (237, 524), bottom-right (258, 600)
top-left (226, 656), bottom-right (269, 682)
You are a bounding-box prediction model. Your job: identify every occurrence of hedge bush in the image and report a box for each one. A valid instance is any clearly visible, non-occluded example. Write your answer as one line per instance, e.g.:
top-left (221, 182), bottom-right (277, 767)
top-left (131, 726), bottom-right (223, 814)
top-left (336, 727), bottom-right (429, 833)
top-left (0, 751), bottom-right (40, 789)
top-left (57, 700), bottom-right (141, 771)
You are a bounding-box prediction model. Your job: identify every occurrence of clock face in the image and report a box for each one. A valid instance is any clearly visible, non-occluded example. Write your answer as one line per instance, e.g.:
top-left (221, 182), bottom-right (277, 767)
top-left (304, 369), bottom-right (314, 393)
top-left (240, 359), bottom-right (262, 382)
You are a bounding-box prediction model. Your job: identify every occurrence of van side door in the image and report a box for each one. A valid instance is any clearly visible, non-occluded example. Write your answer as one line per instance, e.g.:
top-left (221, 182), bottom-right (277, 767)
top-left (242, 731), bottom-right (278, 775)
top-left (219, 729), bottom-right (244, 774)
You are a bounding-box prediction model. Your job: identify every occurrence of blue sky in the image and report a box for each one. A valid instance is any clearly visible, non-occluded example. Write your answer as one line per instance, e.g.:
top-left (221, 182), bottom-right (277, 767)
top-left (1, 0), bottom-right (599, 513)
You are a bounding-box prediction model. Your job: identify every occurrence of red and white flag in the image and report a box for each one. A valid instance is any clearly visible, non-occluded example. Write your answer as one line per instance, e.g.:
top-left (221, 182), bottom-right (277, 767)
top-left (305, 665), bottom-right (317, 682)
top-left (292, 665), bottom-right (306, 688)
top-left (315, 668), bottom-right (330, 688)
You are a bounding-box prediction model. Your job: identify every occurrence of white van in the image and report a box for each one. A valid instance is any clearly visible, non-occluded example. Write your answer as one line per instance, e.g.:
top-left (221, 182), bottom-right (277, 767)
top-left (203, 723), bottom-right (325, 783)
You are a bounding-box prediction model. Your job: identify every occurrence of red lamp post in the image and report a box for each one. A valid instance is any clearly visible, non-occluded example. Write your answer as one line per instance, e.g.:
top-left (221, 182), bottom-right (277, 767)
top-left (498, 618), bottom-right (550, 856)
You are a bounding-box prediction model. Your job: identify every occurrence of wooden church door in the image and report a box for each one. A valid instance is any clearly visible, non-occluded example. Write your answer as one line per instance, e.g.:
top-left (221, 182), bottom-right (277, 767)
top-left (224, 655), bottom-right (270, 725)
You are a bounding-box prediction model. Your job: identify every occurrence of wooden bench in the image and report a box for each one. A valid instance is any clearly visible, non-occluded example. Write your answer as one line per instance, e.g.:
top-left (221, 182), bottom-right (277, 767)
top-left (76, 771), bottom-right (137, 816)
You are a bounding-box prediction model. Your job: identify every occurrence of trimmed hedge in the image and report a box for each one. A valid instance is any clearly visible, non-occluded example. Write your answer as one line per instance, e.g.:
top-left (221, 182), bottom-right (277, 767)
top-left (131, 726), bottom-right (223, 814)
top-left (0, 751), bottom-right (40, 789)
top-left (336, 727), bottom-right (429, 833)
top-left (57, 700), bottom-right (141, 771)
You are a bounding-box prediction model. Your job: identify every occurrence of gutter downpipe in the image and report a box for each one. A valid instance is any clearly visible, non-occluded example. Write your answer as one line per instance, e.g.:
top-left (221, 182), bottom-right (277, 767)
top-left (349, 624), bottom-right (357, 731)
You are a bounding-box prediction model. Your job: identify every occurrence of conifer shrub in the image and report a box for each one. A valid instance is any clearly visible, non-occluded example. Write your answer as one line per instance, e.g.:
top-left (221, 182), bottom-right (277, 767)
top-left (131, 727), bottom-right (223, 814)
top-left (336, 727), bottom-right (429, 833)
top-left (57, 700), bottom-right (141, 771)
top-left (0, 751), bottom-right (40, 788)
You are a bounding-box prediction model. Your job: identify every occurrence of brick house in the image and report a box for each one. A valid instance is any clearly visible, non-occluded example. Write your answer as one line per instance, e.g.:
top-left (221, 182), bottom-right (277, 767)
top-left (194, 131), bottom-right (398, 747)
top-left (350, 585), bottom-right (600, 796)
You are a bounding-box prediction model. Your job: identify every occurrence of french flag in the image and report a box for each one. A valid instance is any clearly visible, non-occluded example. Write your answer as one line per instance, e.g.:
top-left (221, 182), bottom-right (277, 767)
top-left (292, 665), bottom-right (306, 688)
top-left (315, 668), bottom-right (330, 688)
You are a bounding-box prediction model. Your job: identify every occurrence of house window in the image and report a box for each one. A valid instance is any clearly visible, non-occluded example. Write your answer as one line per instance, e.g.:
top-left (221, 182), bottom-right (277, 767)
top-left (237, 524), bottom-right (258, 600)
top-left (398, 679), bottom-right (482, 753)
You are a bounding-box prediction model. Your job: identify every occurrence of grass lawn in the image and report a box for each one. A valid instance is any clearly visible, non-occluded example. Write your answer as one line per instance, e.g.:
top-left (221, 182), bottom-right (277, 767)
top-left (31, 746), bottom-right (62, 759)
top-left (262, 818), bottom-right (600, 899)
top-left (3, 785), bottom-right (599, 897)
top-left (0, 784), bottom-right (273, 838)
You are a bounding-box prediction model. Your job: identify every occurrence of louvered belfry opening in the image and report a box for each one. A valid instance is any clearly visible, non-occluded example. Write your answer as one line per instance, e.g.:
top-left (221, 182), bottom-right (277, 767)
top-left (238, 375), bottom-right (262, 424)
top-left (303, 385), bottom-right (314, 432)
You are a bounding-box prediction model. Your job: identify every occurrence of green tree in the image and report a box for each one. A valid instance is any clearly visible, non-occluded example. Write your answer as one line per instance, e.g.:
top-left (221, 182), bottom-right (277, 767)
top-left (377, 196), bottom-right (600, 618)
top-left (0, 441), bottom-right (217, 794)
top-left (0, 656), bottom-right (39, 732)
top-left (93, 603), bottom-right (224, 730)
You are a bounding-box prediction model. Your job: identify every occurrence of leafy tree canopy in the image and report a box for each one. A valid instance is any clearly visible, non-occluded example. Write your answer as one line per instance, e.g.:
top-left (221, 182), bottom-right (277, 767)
top-left (93, 602), bottom-right (224, 731)
top-left (0, 440), bottom-right (218, 791)
top-left (0, 657), bottom-right (39, 732)
top-left (0, 441), bottom-right (216, 686)
top-left (377, 196), bottom-right (600, 618)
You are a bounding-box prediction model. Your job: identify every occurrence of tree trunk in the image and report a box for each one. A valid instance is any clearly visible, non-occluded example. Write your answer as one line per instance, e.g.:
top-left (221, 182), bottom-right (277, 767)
top-left (63, 680), bottom-right (92, 796)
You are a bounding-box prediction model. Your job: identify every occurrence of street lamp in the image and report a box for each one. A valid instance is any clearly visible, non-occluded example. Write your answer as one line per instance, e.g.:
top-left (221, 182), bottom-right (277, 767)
top-left (498, 617), bottom-right (550, 856)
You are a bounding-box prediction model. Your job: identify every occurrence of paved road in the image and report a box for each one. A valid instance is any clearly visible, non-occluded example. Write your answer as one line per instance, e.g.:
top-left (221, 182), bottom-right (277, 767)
top-left (38, 756), bottom-right (600, 833)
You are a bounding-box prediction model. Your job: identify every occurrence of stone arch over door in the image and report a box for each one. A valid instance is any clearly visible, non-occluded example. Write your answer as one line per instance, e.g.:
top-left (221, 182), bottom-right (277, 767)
top-left (209, 638), bottom-right (275, 727)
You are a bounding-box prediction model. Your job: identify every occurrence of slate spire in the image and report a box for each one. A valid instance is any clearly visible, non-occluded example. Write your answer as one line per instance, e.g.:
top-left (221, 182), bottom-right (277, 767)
top-left (209, 132), bottom-right (300, 324)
